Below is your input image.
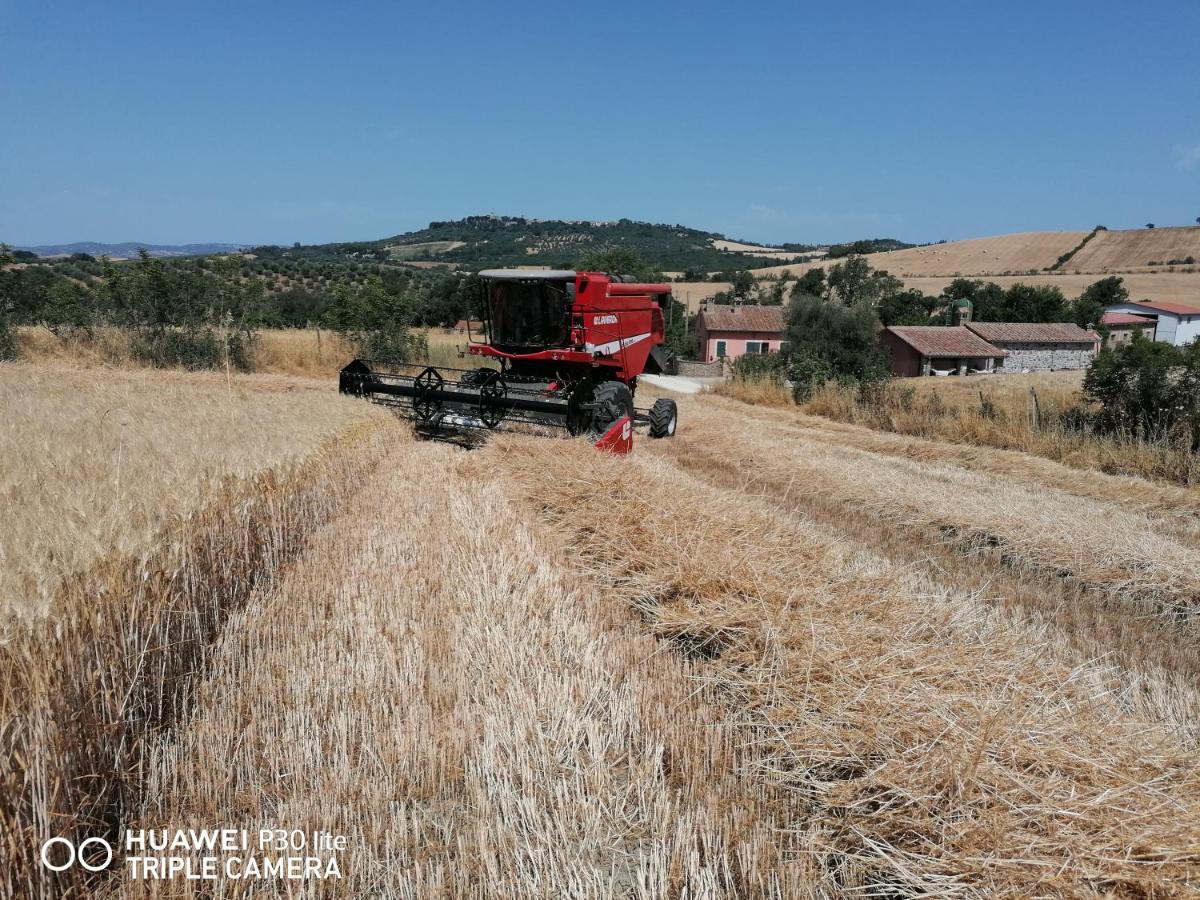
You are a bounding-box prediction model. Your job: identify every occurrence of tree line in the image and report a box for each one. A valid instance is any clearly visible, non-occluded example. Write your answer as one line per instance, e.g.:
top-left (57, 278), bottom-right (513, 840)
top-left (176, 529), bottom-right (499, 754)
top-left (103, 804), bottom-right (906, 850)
top-left (0, 245), bottom-right (481, 368)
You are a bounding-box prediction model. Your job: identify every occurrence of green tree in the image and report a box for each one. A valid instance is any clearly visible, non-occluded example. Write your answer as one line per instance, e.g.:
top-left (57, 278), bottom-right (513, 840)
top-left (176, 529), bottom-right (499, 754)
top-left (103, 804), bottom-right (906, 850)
top-left (327, 277), bottom-right (424, 363)
top-left (785, 293), bottom-right (887, 400)
top-left (762, 279), bottom-right (787, 306)
top-left (0, 261), bottom-right (14, 358)
top-left (825, 256), bottom-right (903, 307)
top-left (41, 279), bottom-right (94, 333)
top-left (1084, 333), bottom-right (1200, 445)
top-left (1074, 276), bottom-right (1127, 329)
top-left (877, 288), bottom-right (936, 326)
top-left (1000, 283), bottom-right (1069, 322)
top-left (579, 246), bottom-right (664, 282)
top-left (729, 270), bottom-right (755, 299)
top-left (792, 267), bottom-right (826, 299)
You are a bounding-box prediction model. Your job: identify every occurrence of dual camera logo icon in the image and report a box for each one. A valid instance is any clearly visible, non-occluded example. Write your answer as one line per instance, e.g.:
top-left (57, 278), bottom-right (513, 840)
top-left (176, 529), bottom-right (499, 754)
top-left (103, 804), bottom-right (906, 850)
top-left (40, 836), bottom-right (114, 872)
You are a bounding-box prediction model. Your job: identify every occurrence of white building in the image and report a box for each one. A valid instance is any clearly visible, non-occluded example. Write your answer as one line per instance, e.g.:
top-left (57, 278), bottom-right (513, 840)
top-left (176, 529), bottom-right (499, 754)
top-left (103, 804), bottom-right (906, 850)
top-left (1102, 300), bottom-right (1200, 346)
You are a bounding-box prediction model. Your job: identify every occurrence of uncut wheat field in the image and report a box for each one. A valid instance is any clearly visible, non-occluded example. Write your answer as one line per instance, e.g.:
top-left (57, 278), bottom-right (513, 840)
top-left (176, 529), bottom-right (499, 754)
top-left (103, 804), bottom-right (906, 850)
top-left (3, 362), bottom-right (1199, 899)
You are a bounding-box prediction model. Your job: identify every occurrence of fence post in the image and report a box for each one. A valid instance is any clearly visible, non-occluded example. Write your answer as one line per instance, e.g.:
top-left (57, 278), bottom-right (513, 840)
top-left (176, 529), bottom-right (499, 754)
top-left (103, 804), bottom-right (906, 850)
top-left (1030, 387), bottom-right (1041, 429)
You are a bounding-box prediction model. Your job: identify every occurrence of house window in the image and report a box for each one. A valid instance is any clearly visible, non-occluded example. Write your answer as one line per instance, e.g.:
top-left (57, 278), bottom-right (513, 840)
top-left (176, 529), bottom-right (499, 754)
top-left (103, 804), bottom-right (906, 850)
top-left (746, 341), bottom-right (769, 354)
top-left (715, 340), bottom-right (727, 359)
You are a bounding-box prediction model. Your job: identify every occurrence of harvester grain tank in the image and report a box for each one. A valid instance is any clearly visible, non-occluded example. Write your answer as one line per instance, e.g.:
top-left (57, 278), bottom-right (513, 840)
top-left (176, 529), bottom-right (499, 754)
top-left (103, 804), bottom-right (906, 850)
top-left (339, 269), bottom-right (679, 452)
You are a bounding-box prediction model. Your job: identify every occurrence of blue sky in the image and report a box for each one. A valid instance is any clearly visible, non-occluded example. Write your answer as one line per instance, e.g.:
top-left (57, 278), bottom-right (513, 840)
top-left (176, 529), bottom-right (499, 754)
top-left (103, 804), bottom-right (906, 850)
top-left (1, 0), bottom-right (1197, 246)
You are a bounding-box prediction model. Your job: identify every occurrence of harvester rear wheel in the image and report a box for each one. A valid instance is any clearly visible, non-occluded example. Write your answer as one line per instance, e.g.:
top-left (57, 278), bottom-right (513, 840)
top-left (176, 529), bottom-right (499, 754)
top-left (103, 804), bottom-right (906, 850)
top-left (590, 381), bottom-right (634, 436)
top-left (648, 398), bottom-right (678, 438)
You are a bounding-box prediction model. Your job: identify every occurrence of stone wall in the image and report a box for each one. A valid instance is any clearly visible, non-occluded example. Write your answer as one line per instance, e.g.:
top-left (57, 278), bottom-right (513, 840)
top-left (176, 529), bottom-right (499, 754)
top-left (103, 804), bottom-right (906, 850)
top-left (995, 342), bottom-right (1095, 372)
top-left (677, 359), bottom-right (725, 378)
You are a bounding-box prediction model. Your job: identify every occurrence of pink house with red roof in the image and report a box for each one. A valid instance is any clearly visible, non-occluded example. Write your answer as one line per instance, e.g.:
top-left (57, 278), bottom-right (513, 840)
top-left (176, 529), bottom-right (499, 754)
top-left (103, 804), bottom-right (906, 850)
top-left (694, 304), bottom-right (786, 363)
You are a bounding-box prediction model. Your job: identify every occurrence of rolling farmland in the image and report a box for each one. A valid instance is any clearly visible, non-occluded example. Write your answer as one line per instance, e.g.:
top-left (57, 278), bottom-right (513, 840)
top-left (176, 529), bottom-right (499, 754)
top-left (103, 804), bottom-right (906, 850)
top-left (756, 225), bottom-right (1200, 279)
top-left (753, 225), bottom-right (1200, 309)
top-left (900, 271), bottom-right (1200, 309)
top-left (754, 230), bottom-right (1090, 278)
top-left (4, 359), bottom-right (1200, 898)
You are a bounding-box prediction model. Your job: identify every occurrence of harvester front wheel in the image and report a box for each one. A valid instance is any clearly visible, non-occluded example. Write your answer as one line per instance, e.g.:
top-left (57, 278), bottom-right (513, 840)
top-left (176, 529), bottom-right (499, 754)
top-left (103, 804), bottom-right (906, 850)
top-left (590, 381), bottom-right (634, 436)
top-left (648, 398), bottom-right (678, 438)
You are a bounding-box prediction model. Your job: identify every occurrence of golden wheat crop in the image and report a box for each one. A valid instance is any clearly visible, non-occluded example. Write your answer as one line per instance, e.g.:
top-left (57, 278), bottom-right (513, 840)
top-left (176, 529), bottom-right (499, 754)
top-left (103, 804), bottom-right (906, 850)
top-left (6, 365), bottom-right (1200, 898)
top-left (14, 326), bottom-right (475, 378)
top-left (0, 364), bottom-right (395, 898)
top-left (0, 363), bottom-right (383, 618)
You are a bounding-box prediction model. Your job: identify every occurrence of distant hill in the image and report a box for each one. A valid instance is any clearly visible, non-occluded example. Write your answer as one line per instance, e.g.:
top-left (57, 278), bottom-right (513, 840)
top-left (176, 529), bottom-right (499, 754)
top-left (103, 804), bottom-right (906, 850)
top-left (14, 241), bottom-right (245, 259)
top-left (748, 224), bottom-right (1200, 312)
top-left (271, 216), bottom-right (823, 273)
top-left (754, 226), bottom-right (1200, 280)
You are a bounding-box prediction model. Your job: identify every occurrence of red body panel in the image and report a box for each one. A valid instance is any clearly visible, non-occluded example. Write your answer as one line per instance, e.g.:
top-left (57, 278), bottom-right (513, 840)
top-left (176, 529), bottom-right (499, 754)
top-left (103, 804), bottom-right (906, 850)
top-left (592, 414), bottom-right (633, 454)
top-left (468, 272), bottom-right (669, 385)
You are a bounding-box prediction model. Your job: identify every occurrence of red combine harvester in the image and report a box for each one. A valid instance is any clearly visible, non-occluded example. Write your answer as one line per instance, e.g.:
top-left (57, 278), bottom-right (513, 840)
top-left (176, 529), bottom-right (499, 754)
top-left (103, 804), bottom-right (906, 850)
top-left (339, 269), bottom-right (679, 453)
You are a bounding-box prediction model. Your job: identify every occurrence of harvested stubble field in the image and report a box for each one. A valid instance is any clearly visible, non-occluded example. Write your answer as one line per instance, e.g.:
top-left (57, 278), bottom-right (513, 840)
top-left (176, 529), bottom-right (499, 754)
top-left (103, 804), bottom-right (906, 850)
top-left (753, 225), bottom-right (1200, 281)
top-left (4, 364), bottom-right (1200, 898)
top-left (789, 371), bottom-right (1200, 485)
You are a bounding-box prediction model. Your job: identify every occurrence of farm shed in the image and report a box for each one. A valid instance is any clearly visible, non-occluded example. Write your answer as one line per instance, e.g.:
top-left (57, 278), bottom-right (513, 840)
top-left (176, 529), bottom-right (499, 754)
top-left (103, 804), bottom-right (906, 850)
top-left (881, 326), bottom-right (1007, 377)
top-left (964, 322), bottom-right (1100, 372)
top-left (695, 304), bottom-right (786, 363)
top-left (1102, 300), bottom-right (1200, 346)
top-left (1101, 312), bottom-right (1156, 346)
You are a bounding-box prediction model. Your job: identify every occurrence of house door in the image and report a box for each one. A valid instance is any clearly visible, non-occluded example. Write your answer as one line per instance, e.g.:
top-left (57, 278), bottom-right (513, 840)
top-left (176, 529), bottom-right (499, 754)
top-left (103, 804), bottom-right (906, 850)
top-left (715, 340), bottom-right (727, 360)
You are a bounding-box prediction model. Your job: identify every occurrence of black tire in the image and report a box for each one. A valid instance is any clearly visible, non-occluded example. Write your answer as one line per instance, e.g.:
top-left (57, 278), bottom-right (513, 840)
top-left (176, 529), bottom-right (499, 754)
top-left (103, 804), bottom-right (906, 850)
top-left (664, 348), bottom-right (679, 376)
top-left (590, 381), bottom-right (634, 436)
top-left (648, 398), bottom-right (678, 438)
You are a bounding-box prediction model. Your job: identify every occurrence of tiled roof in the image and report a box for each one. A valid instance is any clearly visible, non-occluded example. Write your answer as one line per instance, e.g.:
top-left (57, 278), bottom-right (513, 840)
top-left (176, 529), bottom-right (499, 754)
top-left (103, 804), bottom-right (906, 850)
top-left (886, 326), bottom-right (1006, 358)
top-left (697, 304), bottom-right (786, 333)
top-left (965, 322), bottom-right (1100, 344)
top-left (1122, 300), bottom-right (1200, 316)
top-left (1101, 312), bottom-right (1156, 326)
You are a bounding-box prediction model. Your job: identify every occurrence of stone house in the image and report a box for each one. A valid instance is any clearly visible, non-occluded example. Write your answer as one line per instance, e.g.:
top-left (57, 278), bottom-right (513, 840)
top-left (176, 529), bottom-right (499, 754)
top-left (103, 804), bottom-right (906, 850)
top-left (880, 326), bottom-right (1008, 377)
top-left (963, 322), bottom-right (1100, 372)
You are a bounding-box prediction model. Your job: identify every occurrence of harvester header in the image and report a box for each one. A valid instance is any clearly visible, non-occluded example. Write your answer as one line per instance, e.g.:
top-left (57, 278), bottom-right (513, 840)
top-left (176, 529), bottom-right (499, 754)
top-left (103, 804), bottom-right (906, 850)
top-left (339, 269), bottom-right (679, 452)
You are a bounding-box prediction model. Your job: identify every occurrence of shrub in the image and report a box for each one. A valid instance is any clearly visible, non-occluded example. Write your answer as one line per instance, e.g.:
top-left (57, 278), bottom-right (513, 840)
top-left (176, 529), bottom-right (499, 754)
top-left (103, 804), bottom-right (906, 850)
top-left (787, 349), bottom-right (835, 402)
top-left (131, 327), bottom-right (257, 371)
top-left (1083, 333), bottom-right (1200, 446)
top-left (354, 328), bottom-right (428, 364)
top-left (731, 351), bottom-right (788, 384)
top-left (0, 315), bottom-right (15, 361)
